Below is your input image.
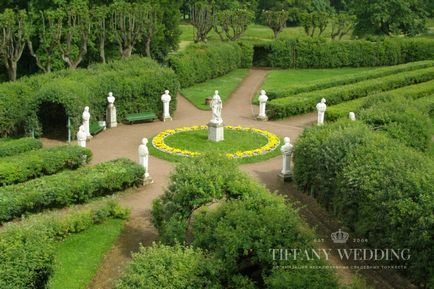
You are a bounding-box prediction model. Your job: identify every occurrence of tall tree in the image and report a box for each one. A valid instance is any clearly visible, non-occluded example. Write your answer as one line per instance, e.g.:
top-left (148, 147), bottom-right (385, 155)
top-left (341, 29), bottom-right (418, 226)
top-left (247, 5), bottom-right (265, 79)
top-left (330, 12), bottom-right (355, 40)
top-left (0, 9), bottom-right (30, 81)
top-left (351, 0), bottom-right (428, 36)
top-left (27, 9), bottom-right (63, 73)
top-left (262, 10), bottom-right (289, 39)
top-left (213, 8), bottom-right (254, 41)
top-left (190, 1), bottom-right (214, 43)
top-left (142, 5), bottom-right (162, 57)
top-left (59, 0), bottom-right (91, 69)
top-left (92, 5), bottom-right (108, 63)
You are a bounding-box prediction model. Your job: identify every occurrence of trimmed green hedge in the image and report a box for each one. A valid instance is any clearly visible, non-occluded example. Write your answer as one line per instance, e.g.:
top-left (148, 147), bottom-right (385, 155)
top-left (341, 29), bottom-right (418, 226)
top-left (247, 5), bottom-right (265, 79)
top-left (0, 201), bottom-right (129, 289)
top-left (0, 145), bottom-right (91, 186)
top-left (168, 42), bottom-right (252, 88)
top-left (266, 60), bottom-right (434, 101)
top-left (0, 137), bottom-right (42, 158)
top-left (269, 38), bottom-right (434, 69)
top-left (0, 158), bottom-right (143, 223)
top-left (267, 66), bottom-right (434, 119)
top-left (293, 121), bottom-right (434, 287)
top-left (0, 57), bottom-right (180, 138)
top-left (414, 94), bottom-right (434, 114)
top-left (327, 79), bottom-right (434, 121)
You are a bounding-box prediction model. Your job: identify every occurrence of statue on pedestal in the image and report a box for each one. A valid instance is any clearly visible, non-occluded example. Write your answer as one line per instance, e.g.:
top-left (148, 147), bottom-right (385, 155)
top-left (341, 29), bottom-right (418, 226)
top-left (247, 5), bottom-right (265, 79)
top-left (257, 90), bottom-right (268, 121)
top-left (77, 125), bottom-right (87, 148)
top-left (138, 138), bottom-right (153, 183)
top-left (279, 137), bottom-right (293, 182)
top-left (161, 90), bottom-right (172, 121)
top-left (106, 92), bottom-right (117, 128)
top-left (82, 106), bottom-right (91, 138)
top-left (210, 90), bottom-right (223, 125)
top-left (316, 98), bottom-right (327, 126)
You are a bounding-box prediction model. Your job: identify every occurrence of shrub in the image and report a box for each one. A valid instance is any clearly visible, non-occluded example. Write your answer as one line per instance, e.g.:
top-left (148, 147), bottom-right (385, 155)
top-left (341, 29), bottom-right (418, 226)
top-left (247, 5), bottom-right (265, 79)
top-left (168, 43), bottom-right (243, 88)
top-left (191, 194), bottom-right (339, 288)
top-left (0, 82), bottom-right (32, 136)
top-left (0, 200), bottom-right (129, 289)
top-left (0, 158), bottom-right (143, 223)
top-left (267, 66), bottom-right (434, 119)
top-left (266, 60), bottom-right (434, 101)
top-left (268, 38), bottom-right (434, 69)
top-left (151, 154), bottom-right (265, 244)
top-left (414, 94), bottom-right (434, 114)
top-left (0, 145), bottom-right (91, 186)
top-left (238, 42), bottom-right (254, 68)
top-left (327, 79), bottom-right (434, 121)
top-left (0, 137), bottom-right (42, 158)
top-left (115, 244), bottom-right (223, 289)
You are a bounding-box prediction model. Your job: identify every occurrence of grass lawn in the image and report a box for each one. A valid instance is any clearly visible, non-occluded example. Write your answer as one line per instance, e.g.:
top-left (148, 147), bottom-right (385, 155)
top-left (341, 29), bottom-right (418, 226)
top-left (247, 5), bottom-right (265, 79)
top-left (48, 219), bottom-right (125, 289)
top-left (181, 69), bottom-right (249, 110)
top-left (149, 129), bottom-right (282, 164)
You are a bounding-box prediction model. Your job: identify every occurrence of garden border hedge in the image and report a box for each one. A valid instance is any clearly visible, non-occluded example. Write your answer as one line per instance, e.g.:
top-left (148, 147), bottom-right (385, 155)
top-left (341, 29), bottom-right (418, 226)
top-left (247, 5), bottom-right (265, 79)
top-left (0, 137), bottom-right (42, 158)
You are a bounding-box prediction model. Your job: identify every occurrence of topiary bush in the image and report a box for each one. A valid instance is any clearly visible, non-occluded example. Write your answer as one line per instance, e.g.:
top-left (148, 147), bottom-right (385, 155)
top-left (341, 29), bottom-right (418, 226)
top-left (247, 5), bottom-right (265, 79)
top-left (0, 145), bottom-right (91, 186)
top-left (0, 201), bottom-right (129, 289)
top-left (115, 244), bottom-right (223, 289)
top-left (0, 158), bottom-right (143, 223)
top-left (0, 137), bottom-right (42, 158)
top-left (268, 38), bottom-right (434, 69)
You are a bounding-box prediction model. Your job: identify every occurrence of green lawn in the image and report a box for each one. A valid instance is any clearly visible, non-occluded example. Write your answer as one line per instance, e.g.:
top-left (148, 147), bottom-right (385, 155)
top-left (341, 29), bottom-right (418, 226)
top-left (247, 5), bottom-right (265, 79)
top-left (48, 219), bottom-right (125, 289)
top-left (181, 69), bottom-right (249, 110)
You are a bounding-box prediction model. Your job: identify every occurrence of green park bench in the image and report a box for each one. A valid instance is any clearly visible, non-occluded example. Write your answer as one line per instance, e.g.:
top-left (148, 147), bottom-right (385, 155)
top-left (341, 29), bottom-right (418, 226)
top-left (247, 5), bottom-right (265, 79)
top-left (125, 112), bottom-right (157, 124)
top-left (90, 122), bottom-right (104, 136)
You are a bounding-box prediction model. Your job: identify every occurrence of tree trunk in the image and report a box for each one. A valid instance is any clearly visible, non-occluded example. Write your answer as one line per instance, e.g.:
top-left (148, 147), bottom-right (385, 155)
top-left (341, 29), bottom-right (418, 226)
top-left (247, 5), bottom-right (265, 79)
top-left (145, 37), bottom-right (151, 57)
top-left (121, 46), bottom-right (133, 59)
top-left (273, 30), bottom-right (279, 39)
top-left (100, 38), bottom-right (106, 63)
top-left (7, 61), bottom-right (17, 81)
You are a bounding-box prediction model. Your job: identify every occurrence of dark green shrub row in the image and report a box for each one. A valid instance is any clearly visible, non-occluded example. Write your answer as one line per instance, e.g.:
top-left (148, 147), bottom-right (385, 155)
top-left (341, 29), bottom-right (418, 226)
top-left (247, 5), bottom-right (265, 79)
top-left (266, 60), bottom-right (434, 101)
top-left (0, 201), bottom-right (129, 289)
top-left (414, 94), bottom-right (434, 114)
top-left (0, 137), bottom-right (42, 158)
top-left (150, 155), bottom-right (339, 288)
top-left (0, 158), bottom-right (144, 223)
top-left (0, 145), bottom-right (91, 186)
top-left (327, 79), bottom-right (434, 121)
top-left (293, 121), bottom-right (434, 287)
top-left (267, 66), bottom-right (434, 119)
top-left (269, 38), bottom-right (434, 68)
top-left (168, 42), bottom-right (252, 88)
top-left (0, 57), bottom-right (180, 138)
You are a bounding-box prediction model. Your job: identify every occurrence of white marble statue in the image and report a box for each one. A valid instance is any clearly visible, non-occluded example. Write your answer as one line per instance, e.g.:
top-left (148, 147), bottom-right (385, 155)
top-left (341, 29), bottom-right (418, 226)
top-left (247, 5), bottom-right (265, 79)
top-left (82, 106), bottom-right (91, 137)
top-left (279, 137), bottom-right (293, 181)
top-left (77, 125), bottom-right (87, 147)
top-left (349, 112), bottom-right (356, 121)
top-left (161, 90), bottom-right (172, 121)
top-left (106, 92), bottom-right (117, 128)
top-left (257, 90), bottom-right (268, 120)
top-left (138, 138), bottom-right (150, 179)
top-left (316, 98), bottom-right (327, 126)
top-left (210, 90), bottom-right (223, 125)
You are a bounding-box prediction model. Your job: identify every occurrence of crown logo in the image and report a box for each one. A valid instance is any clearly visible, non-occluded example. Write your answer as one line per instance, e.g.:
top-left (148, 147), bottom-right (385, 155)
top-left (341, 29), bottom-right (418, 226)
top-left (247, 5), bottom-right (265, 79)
top-left (331, 229), bottom-right (349, 244)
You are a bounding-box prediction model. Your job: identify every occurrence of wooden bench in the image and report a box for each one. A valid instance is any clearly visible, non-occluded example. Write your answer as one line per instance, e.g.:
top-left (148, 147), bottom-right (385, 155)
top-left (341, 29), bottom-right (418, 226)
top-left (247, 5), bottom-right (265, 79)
top-left (125, 112), bottom-right (157, 124)
top-left (90, 122), bottom-right (104, 136)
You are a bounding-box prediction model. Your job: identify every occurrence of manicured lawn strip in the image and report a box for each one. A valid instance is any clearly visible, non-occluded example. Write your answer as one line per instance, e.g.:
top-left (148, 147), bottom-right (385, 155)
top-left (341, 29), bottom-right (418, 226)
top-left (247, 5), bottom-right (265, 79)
top-left (327, 80), bottom-right (434, 121)
top-left (262, 60), bottom-right (434, 101)
top-left (0, 137), bottom-right (42, 158)
top-left (149, 134), bottom-right (282, 164)
top-left (0, 145), bottom-right (91, 186)
top-left (267, 66), bottom-right (434, 119)
top-left (0, 159), bottom-right (144, 223)
top-left (180, 69), bottom-right (249, 110)
top-left (48, 219), bottom-right (125, 289)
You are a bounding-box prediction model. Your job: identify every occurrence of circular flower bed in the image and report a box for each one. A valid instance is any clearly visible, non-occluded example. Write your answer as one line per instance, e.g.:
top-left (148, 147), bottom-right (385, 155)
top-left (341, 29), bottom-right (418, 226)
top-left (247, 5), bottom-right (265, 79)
top-left (152, 125), bottom-right (280, 159)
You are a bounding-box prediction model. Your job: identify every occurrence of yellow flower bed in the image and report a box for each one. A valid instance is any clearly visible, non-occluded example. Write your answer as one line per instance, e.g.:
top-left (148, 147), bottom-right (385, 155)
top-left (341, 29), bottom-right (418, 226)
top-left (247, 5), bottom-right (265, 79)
top-left (152, 125), bottom-right (281, 159)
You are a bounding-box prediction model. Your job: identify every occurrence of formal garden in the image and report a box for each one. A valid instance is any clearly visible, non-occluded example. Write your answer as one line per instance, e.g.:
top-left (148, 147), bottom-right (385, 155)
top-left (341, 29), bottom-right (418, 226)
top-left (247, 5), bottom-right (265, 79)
top-left (0, 0), bottom-right (433, 289)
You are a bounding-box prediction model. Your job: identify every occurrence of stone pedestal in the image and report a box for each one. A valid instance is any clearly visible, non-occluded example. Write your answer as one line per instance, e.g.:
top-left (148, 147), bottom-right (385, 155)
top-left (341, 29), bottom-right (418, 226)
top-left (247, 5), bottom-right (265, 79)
top-left (106, 104), bottom-right (117, 128)
top-left (208, 122), bottom-right (224, 142)
top-left (257, 90), bottom-right (268, 121)
top-left (162, 102), bottom-right (172, 122)
top-left (256, 114), bottom-right (268, 121)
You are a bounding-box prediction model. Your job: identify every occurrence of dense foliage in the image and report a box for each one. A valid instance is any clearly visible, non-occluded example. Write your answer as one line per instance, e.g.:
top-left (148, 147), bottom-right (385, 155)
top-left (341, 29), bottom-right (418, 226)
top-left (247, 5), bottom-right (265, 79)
top-left (293, 120), bottom-right (434, 287)
top-left (268, 38), bottom-right (434, 68)
top-left (0, 137), bottom-right (42, 157)
top-left (168, 42), bottom-right (252, 88)
top-left (266, 66), bottom-right (434, 119)
top-left (0, 57), bottom-right (179, 137)
top-left (0, 201), bottom-right (129, 289)
top-left (0, 158), bottom-right (143, 223)
top-left (0, 145), bottom-right (91, 186)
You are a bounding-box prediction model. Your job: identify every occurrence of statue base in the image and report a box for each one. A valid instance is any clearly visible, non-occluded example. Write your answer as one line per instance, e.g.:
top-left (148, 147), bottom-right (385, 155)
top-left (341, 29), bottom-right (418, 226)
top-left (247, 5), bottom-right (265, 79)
top-left (208, 122), bottom-right (224, 142)
top-left (143, 176), bottom-right (154, 185)
top-left (278, 172), bottom-right (292, 182)
top-left (256, 115), bottom-right (268, 121)
top-left (163, 116), bottom-right (172, 122)
top-left (106, 105), bottom-right (117, 128)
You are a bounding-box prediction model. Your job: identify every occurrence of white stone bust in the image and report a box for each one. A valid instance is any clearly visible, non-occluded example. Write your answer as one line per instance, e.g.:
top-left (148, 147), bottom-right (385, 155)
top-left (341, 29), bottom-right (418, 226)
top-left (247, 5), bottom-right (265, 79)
top-left (107, 92), bottom-right (115, 104)
top-left (349, 112), bottom-right (356, 121)
top-left (210, 90), bottom-right (223, 124)
top-left (258, 90), bottom-right (268, 103)
top-left (281, 137), bottom-right (293, 155)
top-left (161, 90), bottom-right (171, 102)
